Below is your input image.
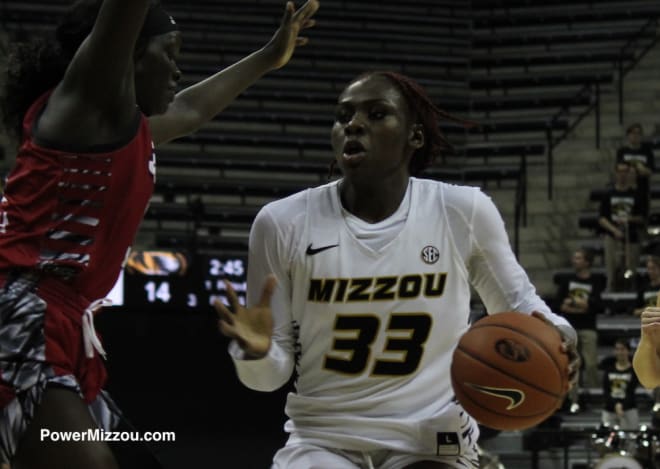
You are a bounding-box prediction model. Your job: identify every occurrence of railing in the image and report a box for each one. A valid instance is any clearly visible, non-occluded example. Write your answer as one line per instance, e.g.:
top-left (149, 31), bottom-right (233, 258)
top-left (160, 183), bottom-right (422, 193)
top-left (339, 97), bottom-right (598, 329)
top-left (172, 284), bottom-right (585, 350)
top-left (546, 83), bottom-right (600, 199)
top-left (618, 16), bottom-right (660, 124)
top-left (544, 16), bottom-right (659, 200)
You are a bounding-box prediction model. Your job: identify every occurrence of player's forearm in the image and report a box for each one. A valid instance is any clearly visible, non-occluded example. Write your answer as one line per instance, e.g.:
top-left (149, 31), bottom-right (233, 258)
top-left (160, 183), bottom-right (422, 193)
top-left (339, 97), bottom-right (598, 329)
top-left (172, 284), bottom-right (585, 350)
top-left (165, 47), bottom-right (279, 137)
top-left (632, 337), bottom-right (660, 389)
top-left (229, 340), bottom-right (294, 392)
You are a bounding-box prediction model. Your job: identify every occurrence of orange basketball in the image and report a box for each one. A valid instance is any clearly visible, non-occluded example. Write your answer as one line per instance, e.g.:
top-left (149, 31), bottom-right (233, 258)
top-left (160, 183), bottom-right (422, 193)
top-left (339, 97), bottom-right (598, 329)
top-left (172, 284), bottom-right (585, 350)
top-left (451, 312), bottom-right (569, 431)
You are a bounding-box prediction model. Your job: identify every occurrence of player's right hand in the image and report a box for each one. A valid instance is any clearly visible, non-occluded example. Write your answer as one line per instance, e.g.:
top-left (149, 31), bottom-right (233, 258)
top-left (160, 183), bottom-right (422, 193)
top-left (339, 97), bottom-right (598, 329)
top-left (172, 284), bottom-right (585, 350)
top-left (640, 307), bottom-right (660, 343)
top-left (265, 0), bottom-right (319, 70)
top-left (215, 274), bottom-right (277, 359)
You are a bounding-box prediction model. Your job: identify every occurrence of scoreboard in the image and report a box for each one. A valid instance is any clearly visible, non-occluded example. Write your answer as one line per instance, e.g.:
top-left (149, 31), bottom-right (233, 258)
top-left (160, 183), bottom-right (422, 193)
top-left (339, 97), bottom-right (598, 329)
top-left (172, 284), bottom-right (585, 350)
top-left (117, 251), bottom-right (247, 311)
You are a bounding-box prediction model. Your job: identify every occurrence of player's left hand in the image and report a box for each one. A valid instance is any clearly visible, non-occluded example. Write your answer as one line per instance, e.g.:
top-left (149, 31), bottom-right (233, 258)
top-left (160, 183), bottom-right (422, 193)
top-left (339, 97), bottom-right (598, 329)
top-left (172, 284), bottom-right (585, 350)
top-left (532, 311), bottom-right (580, 392)
top-left (264, 0), bottom-right (319, 70)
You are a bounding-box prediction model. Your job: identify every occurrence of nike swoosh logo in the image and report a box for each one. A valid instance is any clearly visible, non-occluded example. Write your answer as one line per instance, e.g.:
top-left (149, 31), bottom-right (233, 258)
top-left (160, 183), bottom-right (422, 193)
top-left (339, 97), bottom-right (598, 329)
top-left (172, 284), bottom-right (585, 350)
top-left (466, 383), bottom-right (525, 410)
top-left (306, 243), bottom-right (339, 255)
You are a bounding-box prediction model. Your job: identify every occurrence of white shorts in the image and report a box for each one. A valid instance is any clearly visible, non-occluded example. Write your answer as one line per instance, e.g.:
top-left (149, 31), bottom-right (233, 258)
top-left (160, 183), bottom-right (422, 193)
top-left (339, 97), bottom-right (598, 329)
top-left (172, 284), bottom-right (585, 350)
top-left (272, 442), bottom-right (480, 469)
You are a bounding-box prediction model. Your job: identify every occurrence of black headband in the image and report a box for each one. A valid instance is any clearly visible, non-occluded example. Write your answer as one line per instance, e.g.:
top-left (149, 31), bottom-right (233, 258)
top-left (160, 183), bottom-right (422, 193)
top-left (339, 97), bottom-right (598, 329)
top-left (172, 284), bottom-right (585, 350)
top-left (140, 5), bottom-right (178, 39)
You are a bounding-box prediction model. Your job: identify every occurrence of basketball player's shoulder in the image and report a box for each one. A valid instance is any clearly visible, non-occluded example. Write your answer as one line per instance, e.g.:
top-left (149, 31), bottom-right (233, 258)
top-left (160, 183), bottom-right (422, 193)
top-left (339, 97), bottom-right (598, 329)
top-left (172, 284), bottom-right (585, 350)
top-left (413, 177), bottom-right (479, 195)
top-left (258, 181), bottom-right (336, 226)
top-left (413, 177), bottom-right (481, 207)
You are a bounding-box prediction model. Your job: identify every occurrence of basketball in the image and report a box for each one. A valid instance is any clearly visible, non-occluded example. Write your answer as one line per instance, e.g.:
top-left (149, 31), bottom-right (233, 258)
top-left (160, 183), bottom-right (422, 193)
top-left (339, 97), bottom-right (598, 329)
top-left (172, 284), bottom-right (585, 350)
top-left (451, 312), bottom-right (569, 431)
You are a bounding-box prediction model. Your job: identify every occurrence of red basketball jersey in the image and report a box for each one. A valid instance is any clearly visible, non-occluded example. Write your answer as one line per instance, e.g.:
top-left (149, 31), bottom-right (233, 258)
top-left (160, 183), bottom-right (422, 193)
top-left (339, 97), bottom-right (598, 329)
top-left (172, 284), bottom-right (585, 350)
top-left (0, 92), bottom-right (155, 300)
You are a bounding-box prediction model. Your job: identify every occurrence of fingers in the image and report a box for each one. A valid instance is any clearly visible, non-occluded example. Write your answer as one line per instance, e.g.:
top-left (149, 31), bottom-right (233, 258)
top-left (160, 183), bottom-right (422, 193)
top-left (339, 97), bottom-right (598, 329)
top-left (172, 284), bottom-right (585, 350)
top-left (215, 299), bottom-right (238, 339)
top-left (641, 306), bottom-right (660, 316)
top-left (559, 337), bottom-right (580, 391)
top-left (214, 281), bottom-right (241, 334)
top-left (530, 311), bottom-right (551, 325)
top-left (280, 1), bottom-right (295, 25)
top-left (218, 318), bottom-right (236, 338)
top-left (223, 279), bottom-right (241, 311)
top-left (296, 37), bottom-right (309, 46)
top-left (641, 308), bottom-right (660, 329)
top-left (258, 274), bottom-right (278, 307)
top-left (213, 299), bottom-right (234, 323)
top-left (293, 0), bottom-right (320, 21)
top-left (568, 354), bottom-right (581, 378)
top-left (642, 317), bottom-right (660, 326)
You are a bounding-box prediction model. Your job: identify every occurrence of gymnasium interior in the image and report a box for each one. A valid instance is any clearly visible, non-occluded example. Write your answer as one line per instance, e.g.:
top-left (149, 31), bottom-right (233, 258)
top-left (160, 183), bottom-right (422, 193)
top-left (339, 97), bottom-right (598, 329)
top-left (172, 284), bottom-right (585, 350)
top-left (2, 0), bottom-right (660, 467)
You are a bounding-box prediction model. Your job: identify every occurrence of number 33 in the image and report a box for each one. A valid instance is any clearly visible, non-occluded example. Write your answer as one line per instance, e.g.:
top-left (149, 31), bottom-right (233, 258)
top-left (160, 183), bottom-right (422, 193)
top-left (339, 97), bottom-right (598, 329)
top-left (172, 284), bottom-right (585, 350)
top-left (324, 313), bottom-right (432, 376)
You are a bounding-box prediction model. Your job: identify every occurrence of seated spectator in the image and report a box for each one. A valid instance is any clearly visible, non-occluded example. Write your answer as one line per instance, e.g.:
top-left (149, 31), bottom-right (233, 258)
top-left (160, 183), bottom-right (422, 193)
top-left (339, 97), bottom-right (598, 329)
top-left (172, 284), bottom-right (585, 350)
top-left (598, 161), bottom-right (645, 291)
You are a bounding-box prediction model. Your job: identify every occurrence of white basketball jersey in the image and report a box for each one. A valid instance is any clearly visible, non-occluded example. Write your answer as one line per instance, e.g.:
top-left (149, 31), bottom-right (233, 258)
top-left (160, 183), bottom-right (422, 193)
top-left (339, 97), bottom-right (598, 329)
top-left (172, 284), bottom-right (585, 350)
top-left (288, 179), bottom-right (475, 454)
top-left (234, 177), bottom-right (567, 455)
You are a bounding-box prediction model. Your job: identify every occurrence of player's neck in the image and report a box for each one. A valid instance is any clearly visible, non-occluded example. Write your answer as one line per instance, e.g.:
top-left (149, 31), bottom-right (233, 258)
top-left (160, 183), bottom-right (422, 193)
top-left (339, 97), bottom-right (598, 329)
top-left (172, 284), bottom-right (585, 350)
top-left (339, 176), bottom-right (410, 223)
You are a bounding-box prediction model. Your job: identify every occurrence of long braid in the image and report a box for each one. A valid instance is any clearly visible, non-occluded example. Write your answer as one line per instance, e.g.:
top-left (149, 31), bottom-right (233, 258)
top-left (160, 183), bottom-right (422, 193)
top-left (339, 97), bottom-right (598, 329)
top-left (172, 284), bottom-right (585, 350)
top-left (1, 0), bottom-right (162, 140)
top-left (360, 71), bottom-right (473, 176)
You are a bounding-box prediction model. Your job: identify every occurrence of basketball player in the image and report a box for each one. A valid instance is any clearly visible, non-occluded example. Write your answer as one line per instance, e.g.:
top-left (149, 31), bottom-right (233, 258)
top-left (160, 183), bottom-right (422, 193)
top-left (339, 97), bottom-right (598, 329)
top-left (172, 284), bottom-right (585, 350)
top-left (0, 0), bottom-right (318, 467)
top-left (216, 71), bottom-right (579, 469)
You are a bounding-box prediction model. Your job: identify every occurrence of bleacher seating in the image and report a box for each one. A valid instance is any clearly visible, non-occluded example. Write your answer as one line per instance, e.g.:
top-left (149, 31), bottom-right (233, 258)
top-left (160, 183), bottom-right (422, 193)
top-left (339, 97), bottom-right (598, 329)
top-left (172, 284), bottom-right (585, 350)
top-left (4, 3), bottom-right (660, 466)
top-left (2, 0), bottom-right (658, 257)
top-left (152, 0), bottom-right (493, 251)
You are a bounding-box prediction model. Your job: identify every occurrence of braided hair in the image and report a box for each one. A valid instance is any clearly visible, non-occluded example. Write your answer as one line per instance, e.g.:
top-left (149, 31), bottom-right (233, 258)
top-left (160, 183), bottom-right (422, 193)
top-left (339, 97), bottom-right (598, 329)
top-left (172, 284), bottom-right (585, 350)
top-left (1, 0), bottom-right (162, 140)
top-left (354, 71), bottom-right (471, 176)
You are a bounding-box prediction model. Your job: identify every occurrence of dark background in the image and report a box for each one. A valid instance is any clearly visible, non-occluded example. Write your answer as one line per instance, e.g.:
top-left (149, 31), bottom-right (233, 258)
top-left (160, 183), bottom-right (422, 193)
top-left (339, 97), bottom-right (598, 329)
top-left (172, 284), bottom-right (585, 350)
top-left (96, 307), bottom-right (291, 468)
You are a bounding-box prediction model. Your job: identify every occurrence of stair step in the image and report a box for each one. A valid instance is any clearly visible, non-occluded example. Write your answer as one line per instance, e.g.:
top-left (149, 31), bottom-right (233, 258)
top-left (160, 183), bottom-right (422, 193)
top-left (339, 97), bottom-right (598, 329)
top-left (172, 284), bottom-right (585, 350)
top-left (503, 40), bottom-right (660, 292)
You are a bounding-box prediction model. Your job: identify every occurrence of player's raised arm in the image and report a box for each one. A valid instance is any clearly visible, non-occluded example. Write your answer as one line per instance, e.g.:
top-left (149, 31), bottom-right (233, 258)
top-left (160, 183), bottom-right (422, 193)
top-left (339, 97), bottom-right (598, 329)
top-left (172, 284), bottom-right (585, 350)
top-left (149, 0), bottom-right (319, 145)
top-left (37, 0), bottom-right (152, 145)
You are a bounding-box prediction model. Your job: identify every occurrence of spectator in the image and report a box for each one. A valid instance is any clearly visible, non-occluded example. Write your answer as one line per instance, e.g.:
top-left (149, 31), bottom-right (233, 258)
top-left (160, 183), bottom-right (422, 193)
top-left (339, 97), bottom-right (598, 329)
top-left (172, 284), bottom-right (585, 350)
top-left (616, 123), bottom-right (655, 219)
top-left (555, 247), bottom-right (605, 413)
top-left (634, 255), bottom-right (660, 315)
top-left (601, 338), bottom-right (640, 430)
top-left (598, 161), bottom-right (645, 291)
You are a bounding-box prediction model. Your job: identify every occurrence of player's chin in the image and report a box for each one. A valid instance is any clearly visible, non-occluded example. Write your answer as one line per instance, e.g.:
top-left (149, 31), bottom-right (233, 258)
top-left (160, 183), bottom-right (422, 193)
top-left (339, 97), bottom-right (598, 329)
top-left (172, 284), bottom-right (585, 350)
top-left (336, 156), bottom-right (368, 177)
top-left (151, 91), bottom-right (175, 115)
top-left (140, 100), bottom-right (169, 117)
top-left (157, 95), bottom-right (174, 115)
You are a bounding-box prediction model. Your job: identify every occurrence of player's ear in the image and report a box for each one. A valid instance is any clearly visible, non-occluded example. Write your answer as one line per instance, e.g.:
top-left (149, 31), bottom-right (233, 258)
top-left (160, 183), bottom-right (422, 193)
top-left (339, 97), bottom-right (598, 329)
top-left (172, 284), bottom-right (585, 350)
top-left (409, 124), bottom-right (425, 149)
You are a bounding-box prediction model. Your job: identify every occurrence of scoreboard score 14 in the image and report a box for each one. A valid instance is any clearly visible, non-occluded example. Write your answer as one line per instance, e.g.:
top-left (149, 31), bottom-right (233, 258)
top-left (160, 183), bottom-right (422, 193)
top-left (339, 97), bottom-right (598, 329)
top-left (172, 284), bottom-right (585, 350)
top-left (119, 250), bottom-right (247, 310)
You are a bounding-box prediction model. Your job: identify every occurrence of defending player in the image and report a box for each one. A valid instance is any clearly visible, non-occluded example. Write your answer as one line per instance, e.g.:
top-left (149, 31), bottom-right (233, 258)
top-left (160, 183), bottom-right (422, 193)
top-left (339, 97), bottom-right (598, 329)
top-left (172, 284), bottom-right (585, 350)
top-left (0, 0), bottom-right (318, 467)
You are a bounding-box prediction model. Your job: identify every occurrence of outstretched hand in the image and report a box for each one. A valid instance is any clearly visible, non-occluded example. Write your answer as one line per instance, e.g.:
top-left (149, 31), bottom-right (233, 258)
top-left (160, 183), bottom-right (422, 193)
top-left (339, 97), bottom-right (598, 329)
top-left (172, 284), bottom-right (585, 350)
top-left (215, 274), bottom-right (277, 359)
top-left (265, 0), bottom-right (320, 70)
top-left (532, 311), bottom-right (580, 392)
top-left (640, 307), bottom-right (660, 344)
